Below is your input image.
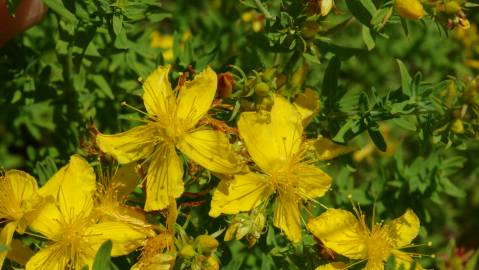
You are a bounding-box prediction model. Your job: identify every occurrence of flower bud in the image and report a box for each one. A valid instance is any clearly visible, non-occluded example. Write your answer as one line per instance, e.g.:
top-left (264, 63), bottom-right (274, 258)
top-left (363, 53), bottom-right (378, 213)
top-left (195, 235), bottom-right (219, 254)
top-left (204, 256), bottom-right (220, 270)
top-left (217, 72), bottom-right (235, 99)
top-left (255, 82), bottom-right (270, 96)
top-left (180, 244), bottom-right (196, 258)
top-left (444, 1), bottom-right (461, 14)
top-left (451, 119), bottom-right (464, 134)
top-left (319, 0), bottom-right (333, 16)
top-left (395, 0), bottom-right (425, 20)
top-left (262, 67), bottom-right (277, 81)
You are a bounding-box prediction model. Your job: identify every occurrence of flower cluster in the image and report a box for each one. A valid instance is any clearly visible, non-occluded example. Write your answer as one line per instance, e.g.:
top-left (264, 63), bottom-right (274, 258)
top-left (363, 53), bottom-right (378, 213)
top-left (0, 65), bottom-right (430, 270)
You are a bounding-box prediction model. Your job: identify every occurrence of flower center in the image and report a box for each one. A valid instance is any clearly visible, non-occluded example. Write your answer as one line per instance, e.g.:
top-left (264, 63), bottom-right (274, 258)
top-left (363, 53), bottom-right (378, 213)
top-left (366, 227), bottom-right (392, 263)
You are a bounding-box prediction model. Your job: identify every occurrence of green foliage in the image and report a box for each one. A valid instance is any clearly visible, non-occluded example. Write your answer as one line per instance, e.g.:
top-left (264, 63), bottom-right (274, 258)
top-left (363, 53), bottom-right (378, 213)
top-left (91, 240), bottom-right (118, 270)
top-left (1, 0), bottom-right (478, 269)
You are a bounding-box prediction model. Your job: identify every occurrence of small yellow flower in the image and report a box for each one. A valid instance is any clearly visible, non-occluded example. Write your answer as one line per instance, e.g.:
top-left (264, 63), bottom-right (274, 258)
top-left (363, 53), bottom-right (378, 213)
top-left (25, 155), bottom-right (149, 270)
top-left (0, 170), bottom-right (42, 268)
top-left (308, 207), bottom-right (424, 270)
top-left (210, 95), bottom-right (332, 243)
top-left (96, 66), bottom-right (241, 211)
top-left (395, 0), bottom-right (425, 20)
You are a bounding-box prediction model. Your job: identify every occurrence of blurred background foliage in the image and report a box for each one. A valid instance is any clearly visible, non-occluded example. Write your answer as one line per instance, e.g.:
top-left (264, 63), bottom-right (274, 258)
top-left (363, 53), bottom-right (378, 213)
top-left (1, 0), bottom-right (479, 269)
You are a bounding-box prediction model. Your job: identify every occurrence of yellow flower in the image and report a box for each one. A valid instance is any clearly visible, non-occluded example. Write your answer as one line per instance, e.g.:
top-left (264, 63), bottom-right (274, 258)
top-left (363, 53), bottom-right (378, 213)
top-left (151, 31), bottom-right (174, 61)
top-left (210, 95), bottom-right (332, 243)
top-left (25, 155), bottom-right (149, 270)
top-left (395, 0), bottom-right (425, 20)
top-left (151, 31), bottom-right (192, 62)
top-left (95, 163), bottom-right (155, 235)
top-left (0, 170), bottom-right (42, 268)
top-left (96, 66), bottom-right (241, 211)
top-left (307, 207), bottom-right (424, 270)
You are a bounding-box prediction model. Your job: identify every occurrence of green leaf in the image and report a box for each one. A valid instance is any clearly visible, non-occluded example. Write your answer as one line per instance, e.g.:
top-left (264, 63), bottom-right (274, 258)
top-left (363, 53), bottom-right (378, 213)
top-left (440, 178), bottom-right (466, 198)
top-left (396, 59), bottom-right (412, 96)
top-left (42, 0), bottom-right (77, 22)
top-left (361, 26), bottom-right (375, 51)
top-left (368, 126), bottom-right (387, 152)
top-left (322, 56), bottom-right (341, 108)
top-left (92, 240), bottom-right (117, 270)
top-left (91, 75), bottom-right (114, 99)
top-left (147, 13), bottom-right (172, 23)
top-left (345, 0), bottom-right (376, 27)
top-left (112, 13), bottom-right (123, 36)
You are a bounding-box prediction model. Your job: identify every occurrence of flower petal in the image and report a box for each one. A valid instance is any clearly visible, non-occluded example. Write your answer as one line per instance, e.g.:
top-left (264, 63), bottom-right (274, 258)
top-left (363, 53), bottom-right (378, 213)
top-left (28, 202), bottom-right (62, 239)
top-left (273, 192), bottom-right (302, 243)
top-left (145, 145), bottom-right (184, 211)
top-left (270, 95), bottom-right (303, 162)
top-left (84, 221), bottom-right (149, 256)
top-left (307, 208), bottom-right (368, 259)
top-left (0, 171), bottom-right (36, 219)
top-left (312, 137), bottom-right (354, 160)
top-left (384, 209), bottom-right (420, 248)
top-left (0, 221), bottom-right (17, 268)
top-left (4, 170), bottom-right (38, 205)
top-left (177, 129), bottom-right (241, 174)
top-left (111, 162), bottom-right (141, 200)
top-left (143, 65), bottom-right (176, 118)
top-left (294, 88), bottom-right (320, 127)
top-left (97, 124), bottom-right (158, 164)
top-left (391, 250), bottom-right (423, 270)
top-left (315, 262), bottom-right (348, 270)
top-left (176, 66), bottom-right (217, 128)
top-left (295, 164), bottom-right (332, 200)
top-left (237, 95), bottom-right (303, 173)
top-left (38, 155), bottom-right (96, 222)
top-left (209, 172), bottom-right (273, 217)
top-left (25, 242), bottom-right (92, 270)
top-left (237, 112), bottom-right (282, 173)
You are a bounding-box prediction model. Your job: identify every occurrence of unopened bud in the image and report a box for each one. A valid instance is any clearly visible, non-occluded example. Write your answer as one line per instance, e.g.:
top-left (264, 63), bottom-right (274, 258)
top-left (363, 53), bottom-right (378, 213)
top-left (255, 82), bottom-right (270, 96)
top-left (205, 256), bottom-right (220, 270)
top-left (444, 1), bottom-right (461, 14)
top-left (451, 118), bottom-right (464, 134)
top-left (395, 0), bottom-right (425, 20)
top-left (180, 244), bottom-right (196, 258)
top-left (319, 0), bottom-right (333, 16)
top-left (195, 235), bottom-right (219, 254)
top-left (217, 72), bottom-right (235, 99)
